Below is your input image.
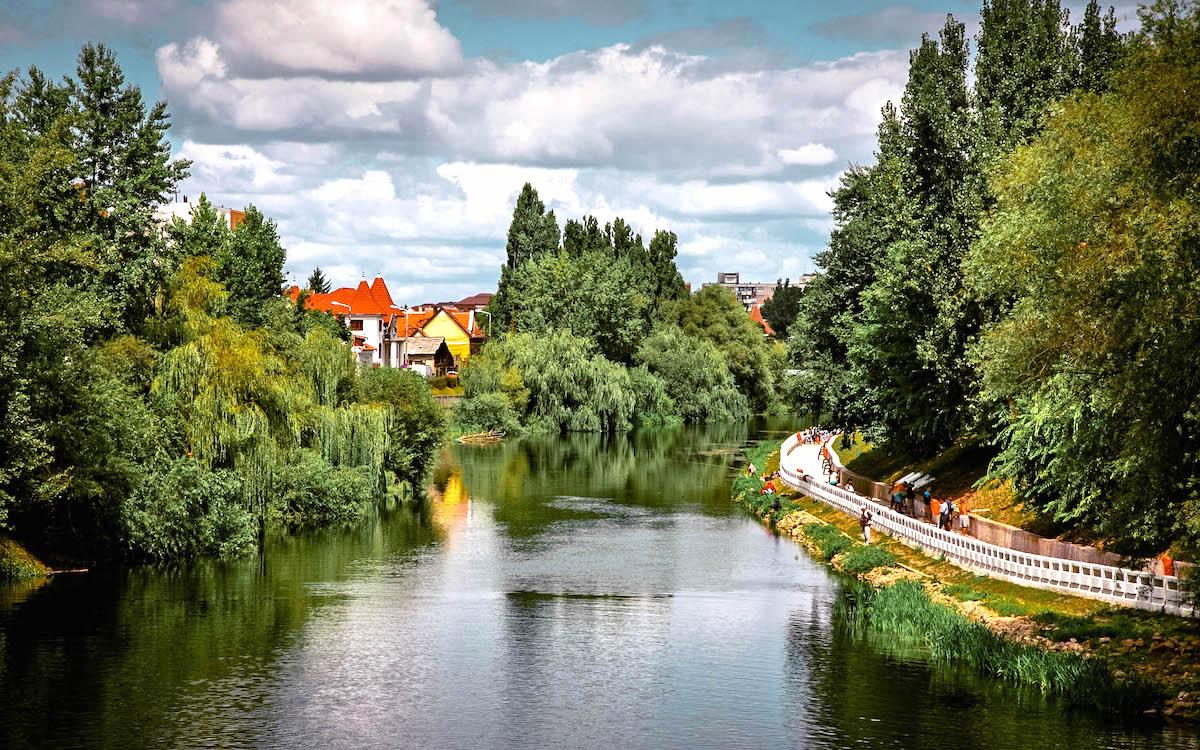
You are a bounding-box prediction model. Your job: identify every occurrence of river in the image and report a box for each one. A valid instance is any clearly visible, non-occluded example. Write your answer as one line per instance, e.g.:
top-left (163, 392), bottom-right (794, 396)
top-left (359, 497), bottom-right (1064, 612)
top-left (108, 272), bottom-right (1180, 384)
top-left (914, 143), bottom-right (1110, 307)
top-left (1, 421), bottom-right (1196, 749)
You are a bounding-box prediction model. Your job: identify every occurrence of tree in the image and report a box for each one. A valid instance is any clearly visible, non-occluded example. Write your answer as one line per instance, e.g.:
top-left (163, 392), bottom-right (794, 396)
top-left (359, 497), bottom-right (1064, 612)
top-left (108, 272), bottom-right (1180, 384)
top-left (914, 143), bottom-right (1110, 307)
top-left (976, 0), bottom-right (1072, 154)
top-left (70, 43), bottom-right (190, 330)
top-left (306, 266), bottom-right (331, 293)
top-left (645, 229), bottom-right (688, 304)
top-left (761, 279), bottom-right (804, 339)
top-left (462, 330), bottom-right (638, 432)
top-left (965, 2), bottom-right (1200, 555)
top-left (492, 183), bottom-right (560, 331)
top-left (503, 245), bottom-right (650, 364)
top-left (1074, 0), bottom-right (1124, 93)
top-left (668, 285), bottom-right (776, 411)
top-left (636, 326), bottom-right (747, 423)
top-left (786, 104), bottom-right (910, 426)
top-left (849, 16), bottom-right (984, 452)
top-left (214, 205), bottom-right (286, 327)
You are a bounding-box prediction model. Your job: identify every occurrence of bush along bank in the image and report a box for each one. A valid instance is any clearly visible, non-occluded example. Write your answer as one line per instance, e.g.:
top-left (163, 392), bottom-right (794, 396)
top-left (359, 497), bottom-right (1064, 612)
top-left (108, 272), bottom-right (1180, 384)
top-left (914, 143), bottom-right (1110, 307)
top-left (0, 536), bottom-right (47, 582)
top-left (732, 442), bottom-right (1171, 719)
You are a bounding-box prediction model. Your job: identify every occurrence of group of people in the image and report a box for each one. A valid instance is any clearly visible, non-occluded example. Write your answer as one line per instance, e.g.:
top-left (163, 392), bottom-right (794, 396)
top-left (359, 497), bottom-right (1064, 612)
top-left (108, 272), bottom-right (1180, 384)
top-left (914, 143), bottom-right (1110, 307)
top-left (746, 461), bottom-right (784, 513)
top-left (889, 482), bottom-right (969, 532)
top-left (795, 427), bottom-right (833, 446)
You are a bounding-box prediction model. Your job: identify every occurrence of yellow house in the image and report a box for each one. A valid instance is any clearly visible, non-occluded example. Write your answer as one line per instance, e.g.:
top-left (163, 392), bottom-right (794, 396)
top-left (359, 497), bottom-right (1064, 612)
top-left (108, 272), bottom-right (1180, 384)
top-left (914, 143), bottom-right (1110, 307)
top-left (400, 306), bottom-right (486, 365)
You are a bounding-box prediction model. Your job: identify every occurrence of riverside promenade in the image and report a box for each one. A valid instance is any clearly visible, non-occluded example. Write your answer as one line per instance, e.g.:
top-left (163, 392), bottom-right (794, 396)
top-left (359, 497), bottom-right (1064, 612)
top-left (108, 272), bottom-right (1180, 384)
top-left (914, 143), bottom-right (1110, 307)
top-left (776, 434), bottom-right (1193, 616)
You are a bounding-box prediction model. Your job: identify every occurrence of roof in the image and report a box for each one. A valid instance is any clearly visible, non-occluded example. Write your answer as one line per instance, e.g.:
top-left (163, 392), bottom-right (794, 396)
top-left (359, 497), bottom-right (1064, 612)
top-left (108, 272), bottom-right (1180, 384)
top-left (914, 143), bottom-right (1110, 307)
top-left (456, 292), bottom-right (494, 308)
top-left (399, 336), bottom-right (449, 356)
top-left (286, 276), bottom-right (398, 317)
top-left (750, 304), bottom-right (775, 337)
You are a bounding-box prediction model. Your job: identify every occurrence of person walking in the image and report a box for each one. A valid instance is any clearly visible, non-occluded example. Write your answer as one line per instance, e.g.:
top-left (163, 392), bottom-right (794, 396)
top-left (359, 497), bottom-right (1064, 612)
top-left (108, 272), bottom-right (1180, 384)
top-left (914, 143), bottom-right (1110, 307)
top-left (859, 506), bottom-right (873, 544)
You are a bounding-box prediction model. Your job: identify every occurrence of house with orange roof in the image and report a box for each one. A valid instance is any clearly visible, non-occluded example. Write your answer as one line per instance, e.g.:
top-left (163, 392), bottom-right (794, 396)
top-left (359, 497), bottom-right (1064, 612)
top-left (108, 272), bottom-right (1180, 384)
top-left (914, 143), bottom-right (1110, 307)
top-left (286, 277), bottom-right (486, 367)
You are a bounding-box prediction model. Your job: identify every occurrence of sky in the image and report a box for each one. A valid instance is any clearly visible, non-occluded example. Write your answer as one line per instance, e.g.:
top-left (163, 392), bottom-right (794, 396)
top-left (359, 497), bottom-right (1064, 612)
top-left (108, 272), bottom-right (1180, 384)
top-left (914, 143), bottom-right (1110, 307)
top-left (0, 0), bottom-right (1140, 304)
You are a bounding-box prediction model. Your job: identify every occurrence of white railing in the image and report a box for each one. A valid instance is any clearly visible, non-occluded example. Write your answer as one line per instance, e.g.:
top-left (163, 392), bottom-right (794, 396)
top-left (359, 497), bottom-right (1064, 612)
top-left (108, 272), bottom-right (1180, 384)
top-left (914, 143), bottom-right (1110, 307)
top-left (777, 435), bottom-right (1194, 617)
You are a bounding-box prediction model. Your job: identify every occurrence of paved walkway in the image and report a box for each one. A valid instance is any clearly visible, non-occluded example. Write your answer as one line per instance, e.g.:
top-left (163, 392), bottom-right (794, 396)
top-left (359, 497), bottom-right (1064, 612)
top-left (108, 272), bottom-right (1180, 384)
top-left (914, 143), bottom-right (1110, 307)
top-left (774, 434), bottom-right (1189, 615)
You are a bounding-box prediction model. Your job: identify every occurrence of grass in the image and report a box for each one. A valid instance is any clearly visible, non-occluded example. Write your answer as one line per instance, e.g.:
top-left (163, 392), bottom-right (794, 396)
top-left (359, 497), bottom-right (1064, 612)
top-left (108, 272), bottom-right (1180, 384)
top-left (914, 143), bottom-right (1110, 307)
top-left (839, 544), bottom-right (896, 575)
top-left (841, 580), bottom-right (1159, 713)
top-left (0, 536), bottom-right (47, 582)
top-left (803, 523), bottom-right (853, 561)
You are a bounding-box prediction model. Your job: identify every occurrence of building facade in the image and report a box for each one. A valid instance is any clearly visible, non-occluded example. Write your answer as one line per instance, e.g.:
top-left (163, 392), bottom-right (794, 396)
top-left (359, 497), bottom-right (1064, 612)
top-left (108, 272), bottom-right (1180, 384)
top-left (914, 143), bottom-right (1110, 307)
top-left (287, 278), bottom-right (487, 368)
top-left (703, 272), bottom-right (816, 310)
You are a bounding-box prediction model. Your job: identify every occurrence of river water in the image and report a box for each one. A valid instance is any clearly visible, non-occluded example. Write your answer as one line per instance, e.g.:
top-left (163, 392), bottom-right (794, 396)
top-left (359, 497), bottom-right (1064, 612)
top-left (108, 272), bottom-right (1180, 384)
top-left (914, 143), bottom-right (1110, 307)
top-left (1, 421), bottom-right (1196, 749)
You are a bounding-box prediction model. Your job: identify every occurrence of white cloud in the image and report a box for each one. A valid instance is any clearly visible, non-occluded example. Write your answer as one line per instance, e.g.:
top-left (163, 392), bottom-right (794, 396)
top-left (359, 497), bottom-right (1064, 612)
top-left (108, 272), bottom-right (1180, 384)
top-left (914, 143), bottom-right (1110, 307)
top-left (160, 42), bottom-right (906, 174)
top-left (214, 0), bottom-right (461, 77)
top-left (177, 140), bottom-right (295, 192)
top-left (157, 7), bottom-right (909, 302)
top-left (778, 143), bottom-right (838, 166)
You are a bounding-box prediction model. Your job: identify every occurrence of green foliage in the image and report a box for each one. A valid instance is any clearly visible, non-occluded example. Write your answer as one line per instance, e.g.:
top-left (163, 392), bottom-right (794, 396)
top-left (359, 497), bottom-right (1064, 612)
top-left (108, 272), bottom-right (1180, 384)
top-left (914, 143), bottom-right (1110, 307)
top-left (0, 43), bottom-right (446, 561)
top-left (0, 537), bottom-right (47, 581)
top-left (357, 366), bottom-right (446, 487)
top-left (453, 391), bottom-right (522, 434)
top-left (213, 205), bottom-right (286, 327)
top-left (276, 449), bottom-right (375, 527)
top-left (965, 5), bottom-right (1200, 555)
top-left (844, 581), bottom-right (1158, 712)
top-left (839, 544), bottom-right (897, 574)
top-left (505, 245), bottom-right (651, 364)
top-left (667, 285), bottom-right (776, 411)
top-left (760, 278), bottom-right (804, 339)
top-left (120, 459), bottom-right (255, 561)
top-left (492, 183), bottom-right (561, 331)
top-left (785, 0), bottom-right (1134, 470)
top-left (804, 523), bottom-right (853, 561)
top-left (635, 326), bottom-right (748, 423)
top-left (465, 330), bottom-right (637, 432)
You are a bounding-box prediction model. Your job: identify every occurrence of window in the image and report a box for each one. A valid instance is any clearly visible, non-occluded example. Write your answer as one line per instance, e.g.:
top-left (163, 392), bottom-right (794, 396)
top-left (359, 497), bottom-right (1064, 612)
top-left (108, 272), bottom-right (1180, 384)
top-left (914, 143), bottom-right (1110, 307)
top-left (350, 319), bottom-right (364, 331)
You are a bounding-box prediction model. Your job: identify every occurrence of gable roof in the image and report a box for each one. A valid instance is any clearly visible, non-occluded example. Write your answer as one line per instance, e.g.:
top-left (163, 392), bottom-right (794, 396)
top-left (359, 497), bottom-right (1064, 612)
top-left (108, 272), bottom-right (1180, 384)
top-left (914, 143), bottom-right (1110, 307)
top-left (750, 304), bottom-right (775, 337)
top-left (286, 277), bottom-right (399, 317)
top-left (399, 336), bottom-right (449, 356)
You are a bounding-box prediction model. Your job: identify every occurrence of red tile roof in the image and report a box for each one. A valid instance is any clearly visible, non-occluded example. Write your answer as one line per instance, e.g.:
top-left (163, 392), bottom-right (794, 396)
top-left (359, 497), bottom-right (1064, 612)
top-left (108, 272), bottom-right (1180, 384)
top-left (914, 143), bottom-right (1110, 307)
top-left (283, 282), bottom-right (487, 339)
top-left (286, 277), bottom-right (400, 317)
top-left (750, 304), bottom-right (775, 337)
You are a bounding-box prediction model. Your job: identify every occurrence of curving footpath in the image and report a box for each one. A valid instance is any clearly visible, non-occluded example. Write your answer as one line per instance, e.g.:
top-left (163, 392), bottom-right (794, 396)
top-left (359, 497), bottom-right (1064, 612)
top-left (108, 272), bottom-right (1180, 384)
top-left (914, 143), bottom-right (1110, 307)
top-left (777, 434), bottom-right (1193, 617)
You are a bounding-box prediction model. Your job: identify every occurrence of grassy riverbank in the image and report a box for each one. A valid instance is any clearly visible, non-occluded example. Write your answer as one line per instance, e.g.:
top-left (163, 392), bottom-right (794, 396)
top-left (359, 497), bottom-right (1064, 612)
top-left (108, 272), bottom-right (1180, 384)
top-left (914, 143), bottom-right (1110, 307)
top-left (0, 536), bottom-right (47, 582)
top-left (733, 442), bottom-right (1200, 720)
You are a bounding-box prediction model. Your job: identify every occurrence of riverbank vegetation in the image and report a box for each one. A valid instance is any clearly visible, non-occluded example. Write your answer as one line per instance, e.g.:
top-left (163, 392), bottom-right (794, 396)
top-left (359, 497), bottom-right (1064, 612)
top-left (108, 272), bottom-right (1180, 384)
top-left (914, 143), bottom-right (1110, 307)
top-left (736, 442), bottom-right (1200, 719)
top-left (785, 0), bottom-right (1200, 559)
top-left (452, 185), bottom-right (784, 434)
top-left (0, 46), bottom-right (445, 570)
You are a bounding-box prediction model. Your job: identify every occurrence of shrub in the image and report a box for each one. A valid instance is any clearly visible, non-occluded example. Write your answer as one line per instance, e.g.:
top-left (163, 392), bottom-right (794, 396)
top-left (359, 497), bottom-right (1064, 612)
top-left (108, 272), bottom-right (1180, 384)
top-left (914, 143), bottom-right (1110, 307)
top-left (454, 392), bottom-right (522, 434)
top-left (840, 544), bottom-right (896, 574)
top-left (277, 450), bottom-right (376, 526)
top-left (121, 460), bottom-right (256, 561)
top-left (0, 537), bottom-right (47, 581)
top-left (804, 523), bottom-right (852, 561)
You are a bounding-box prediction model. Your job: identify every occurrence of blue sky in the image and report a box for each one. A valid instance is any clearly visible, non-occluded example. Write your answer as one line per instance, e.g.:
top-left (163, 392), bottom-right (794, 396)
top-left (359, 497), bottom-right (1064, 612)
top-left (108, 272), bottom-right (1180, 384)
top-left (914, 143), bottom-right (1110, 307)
top-left (0, 0), bottom-right (1136, 303)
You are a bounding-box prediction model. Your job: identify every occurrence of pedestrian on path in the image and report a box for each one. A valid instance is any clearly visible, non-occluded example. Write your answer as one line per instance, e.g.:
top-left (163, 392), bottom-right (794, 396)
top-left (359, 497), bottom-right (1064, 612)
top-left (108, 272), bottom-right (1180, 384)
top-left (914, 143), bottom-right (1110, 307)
top-left (859, 505), bottom-right (872, 544)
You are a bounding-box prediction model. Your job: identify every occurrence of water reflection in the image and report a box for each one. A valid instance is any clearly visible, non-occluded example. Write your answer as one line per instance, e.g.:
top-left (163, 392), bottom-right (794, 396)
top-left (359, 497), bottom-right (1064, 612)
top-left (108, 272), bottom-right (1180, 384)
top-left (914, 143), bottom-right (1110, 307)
top-left (1, 419), bottom-right (1196, 749)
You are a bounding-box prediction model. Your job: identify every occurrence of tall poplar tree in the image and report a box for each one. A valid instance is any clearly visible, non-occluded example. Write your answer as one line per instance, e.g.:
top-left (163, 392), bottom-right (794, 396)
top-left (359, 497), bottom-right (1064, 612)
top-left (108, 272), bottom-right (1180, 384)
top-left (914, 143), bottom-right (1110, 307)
top-left (491, 183), bottom-right (560, 332)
